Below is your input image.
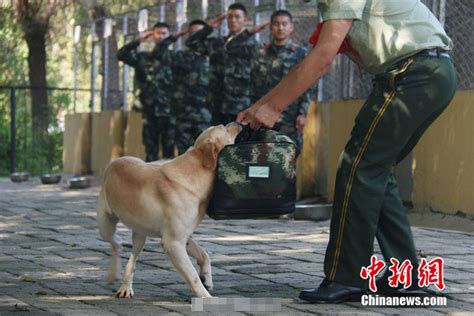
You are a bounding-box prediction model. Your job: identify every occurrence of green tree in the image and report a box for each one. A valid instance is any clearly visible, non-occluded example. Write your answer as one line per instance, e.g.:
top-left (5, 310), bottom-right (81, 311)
top-left (13, 0), bottom-right (65, 165)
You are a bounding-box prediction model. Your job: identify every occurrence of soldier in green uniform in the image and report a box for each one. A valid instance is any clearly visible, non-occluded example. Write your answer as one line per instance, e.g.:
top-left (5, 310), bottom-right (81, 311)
top-left (185, 3), bottom-right (267, 125)
top-left (117, 22), bottom-right (176, 161)
top-left (153, 20), bottom-right (212, 154)
top-left (238, 0), bottom-right (456, 303)
top-left (250, 10), bottom-right (312, 157)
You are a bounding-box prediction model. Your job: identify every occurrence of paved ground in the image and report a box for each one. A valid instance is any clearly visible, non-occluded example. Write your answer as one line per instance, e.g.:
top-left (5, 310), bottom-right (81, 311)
top-left (0, 177), bottom-right (473, 315)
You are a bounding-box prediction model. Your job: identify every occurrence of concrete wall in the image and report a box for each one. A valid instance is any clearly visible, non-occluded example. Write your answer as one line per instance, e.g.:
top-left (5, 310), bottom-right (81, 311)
top-left (326, 99), bottom-right (364, 202)
top-left (63, 113), bottom-right (90, 175)
top-left (325, 90), bottom-right (474, 216)
top-left (123, 111), bottom-right (146, 160)
top-left (90, 111), bottom-right (125, 176)
top-left (412, 90), bottom-right (474, 215)
top-left (63, 107), bottom-right (322, 197)
top-left (63, 89), bottom-right (473, 215)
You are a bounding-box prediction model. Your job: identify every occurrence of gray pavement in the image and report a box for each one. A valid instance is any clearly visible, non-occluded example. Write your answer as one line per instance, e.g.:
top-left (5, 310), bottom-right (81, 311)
top-left (0, 177), bottom-right (473, 315)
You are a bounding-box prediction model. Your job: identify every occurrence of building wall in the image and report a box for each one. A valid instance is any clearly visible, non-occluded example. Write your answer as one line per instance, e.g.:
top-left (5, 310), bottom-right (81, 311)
top-left (63, 105), bottom-right (321, 198)
top-left (123, 111), bottom-right (146, 160)
top-left (63, 113), bottom-right (90, 175)
top-left (326, 90), bottom-right (474, 216)
top-left (90, 111), bottom-right (125, 176)
top-left (412, 89), bottom-right (474, 215)
top-left (63, 90), bottom-right (474, 215)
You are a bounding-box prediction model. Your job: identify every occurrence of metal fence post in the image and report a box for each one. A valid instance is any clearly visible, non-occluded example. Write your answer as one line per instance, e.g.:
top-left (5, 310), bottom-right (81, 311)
top-left (176, 0), bottom-right (188, 50)
top-left (122, 15), bottom-right (129, 112)
top-left (202, 0), bottom-right (208, 18)
top-left (73, 25), bottom-right (80, 113)
top-left (160, 4), bottom-right (166, 22)
top-left (220, 0), bottom-right (228, 36)
top-left (254, 0), bottom-right (260, 42)
top-left (276, 0), bottom-right (285, 10)
top-left (439, 0), bottom-right (446, 27)
top-left (103, 36), bottom-right (109, 111)
top-left (90, 22), bottom-right (97, 113)
top-left (10, 87), bottom-right (16, 173)
top-left (89, 22), bottom-right (97, 174)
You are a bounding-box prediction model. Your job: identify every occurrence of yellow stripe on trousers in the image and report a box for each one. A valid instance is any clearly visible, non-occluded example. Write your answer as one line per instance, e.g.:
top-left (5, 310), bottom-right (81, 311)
top-left (329, 58), bottom-right (414, 281)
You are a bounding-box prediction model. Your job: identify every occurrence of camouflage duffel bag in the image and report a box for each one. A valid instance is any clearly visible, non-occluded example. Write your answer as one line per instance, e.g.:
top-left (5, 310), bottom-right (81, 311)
top-left (207, 126), bottom-right (296, 220)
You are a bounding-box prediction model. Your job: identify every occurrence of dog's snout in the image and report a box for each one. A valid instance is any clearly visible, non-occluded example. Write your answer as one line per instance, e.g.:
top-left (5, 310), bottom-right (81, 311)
top-left (226, 121), bottom-right (243, 133)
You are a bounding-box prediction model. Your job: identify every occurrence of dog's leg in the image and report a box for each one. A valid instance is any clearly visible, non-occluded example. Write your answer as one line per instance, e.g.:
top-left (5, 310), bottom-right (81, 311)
top-left (186, 238), bottom-right (213, 290)
top-left (97, 196), bottom-right (122, 284)
top-left (116, 231), bottom-right (146, 298)
top-left (162, 238), bottom-right (212, 298)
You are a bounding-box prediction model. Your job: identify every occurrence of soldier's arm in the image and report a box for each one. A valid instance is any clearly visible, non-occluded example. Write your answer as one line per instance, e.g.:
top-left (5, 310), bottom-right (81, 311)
top-left (225, 22), bottom-right (268, 57)
top-left (116, 40), bottom-right (141, 67)
top-left (185, 23), bottom-right (220, 55)
top-left (151, 36), bottom-right (178, 64)
top-left (249, 48), bottom-right (266, 104)
top-left (225, 30), bottom-right (253, 56)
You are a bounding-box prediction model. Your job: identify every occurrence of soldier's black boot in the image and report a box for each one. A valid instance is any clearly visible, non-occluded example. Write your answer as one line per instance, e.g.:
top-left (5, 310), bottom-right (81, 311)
top-left (299, 278), bottom-right (365, 304)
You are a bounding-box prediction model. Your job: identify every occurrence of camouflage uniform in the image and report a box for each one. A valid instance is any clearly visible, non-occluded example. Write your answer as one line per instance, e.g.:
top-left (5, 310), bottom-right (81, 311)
top-left (250, 40), bottom-right (312, 157)
top-left (117, 39), bottom-right (175, 162)
top-left (186, 24), bottom-right (258, 125)
top-left (154, 37), bottom-right (212, 154)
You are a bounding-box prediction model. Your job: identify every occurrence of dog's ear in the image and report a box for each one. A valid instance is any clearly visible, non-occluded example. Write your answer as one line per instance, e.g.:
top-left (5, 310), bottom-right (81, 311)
top-left (201, 140), bottom-right (219, 170)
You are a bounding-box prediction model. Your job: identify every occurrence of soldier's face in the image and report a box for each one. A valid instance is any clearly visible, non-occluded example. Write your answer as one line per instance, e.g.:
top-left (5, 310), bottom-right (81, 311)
top-left (271, 16), bottom-right (294, 41)
top-left (227, 9), bottom-right (247, 34)
top-left (152, 27), bottom-right (170, 43)
top-left (188, 24), bottom-right (204, 34)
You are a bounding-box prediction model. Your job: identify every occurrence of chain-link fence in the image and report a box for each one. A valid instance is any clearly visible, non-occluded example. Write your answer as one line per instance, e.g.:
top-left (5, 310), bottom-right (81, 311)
top-left (72, 0), bottom-right (473, 111)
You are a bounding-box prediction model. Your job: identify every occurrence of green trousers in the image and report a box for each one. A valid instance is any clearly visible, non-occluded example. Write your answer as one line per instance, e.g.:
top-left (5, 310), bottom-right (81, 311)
top-left (142, 115), bottom-right (176, 162)
top-left (324, 54), bottom-right (457, 288)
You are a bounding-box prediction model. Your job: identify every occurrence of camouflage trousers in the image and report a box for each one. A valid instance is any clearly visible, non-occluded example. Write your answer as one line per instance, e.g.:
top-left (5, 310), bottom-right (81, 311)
top-left (176, 119), bottom-right (211, 155)
top-left (273, 123), bottom-right (303, 158)
top-left (142, 115), bottom-right (176, 161)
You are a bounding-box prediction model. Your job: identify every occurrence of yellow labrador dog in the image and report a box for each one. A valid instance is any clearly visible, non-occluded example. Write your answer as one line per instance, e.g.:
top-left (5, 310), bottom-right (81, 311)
top-left (96, 122), bottom-right (241, 298)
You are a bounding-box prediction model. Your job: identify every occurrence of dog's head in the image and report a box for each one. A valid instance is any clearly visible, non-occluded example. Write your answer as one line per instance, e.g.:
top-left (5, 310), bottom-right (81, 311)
top-left (193, 122), bottom-right (242, 170)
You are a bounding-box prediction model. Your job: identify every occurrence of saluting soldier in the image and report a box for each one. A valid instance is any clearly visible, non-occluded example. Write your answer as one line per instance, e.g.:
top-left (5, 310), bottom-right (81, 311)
top-left (185, 3), bottom-right (267, 125)
top-left (250, 9), bottom-right (312, 157)
top-left (117, 22), bottom-right (175, 161)
top-left (238, 0), bottom-right (456, 303)
top-left (153, 20), bottom-right (212, 154)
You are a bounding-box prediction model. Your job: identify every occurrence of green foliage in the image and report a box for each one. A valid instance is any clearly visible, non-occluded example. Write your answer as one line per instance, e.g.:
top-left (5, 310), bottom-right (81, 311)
top-left (0, 2), bottom-right (67, 176)
top-left (0, 4), bottom-right (29, 85)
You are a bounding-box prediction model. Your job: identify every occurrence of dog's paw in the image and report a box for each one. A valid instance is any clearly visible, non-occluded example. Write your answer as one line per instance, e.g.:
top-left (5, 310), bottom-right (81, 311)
top-left (200, 275), bottom-right (214, 291)
top-left (115, 285), bottom-right (134, 298)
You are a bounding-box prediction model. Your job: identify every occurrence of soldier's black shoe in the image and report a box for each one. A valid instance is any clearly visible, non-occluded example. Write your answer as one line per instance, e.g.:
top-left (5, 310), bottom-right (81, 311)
top-left (299, 279), bottom-right (365, 304)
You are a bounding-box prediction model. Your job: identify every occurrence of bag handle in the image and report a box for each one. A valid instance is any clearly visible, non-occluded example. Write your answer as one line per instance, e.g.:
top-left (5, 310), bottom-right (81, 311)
top-left (235, 124), bottom-right (263, 143)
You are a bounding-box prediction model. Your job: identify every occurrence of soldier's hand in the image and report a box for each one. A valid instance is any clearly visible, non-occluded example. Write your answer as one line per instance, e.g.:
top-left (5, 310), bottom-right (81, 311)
top-left (249, 22), bottom-right (270, 34)
top-left (139, 31), bottom-right (154, 42)
top-left (237, 101), bottom-right (281, 130)
top-left (296, 115), bottom-right (306, 134)
top-left (208, 15), bottom-right (226, 29)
